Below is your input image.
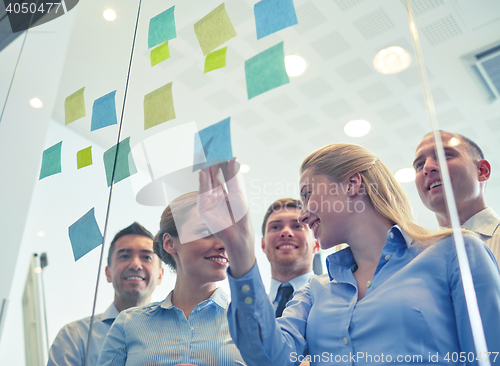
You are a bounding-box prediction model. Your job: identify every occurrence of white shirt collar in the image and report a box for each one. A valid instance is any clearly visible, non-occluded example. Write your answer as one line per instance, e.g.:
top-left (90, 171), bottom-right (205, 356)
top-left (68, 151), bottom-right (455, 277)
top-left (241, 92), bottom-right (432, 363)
top-left (268, 271), bottom-right (313, 302)
top-left (462, 207), bottom-right (500, 237)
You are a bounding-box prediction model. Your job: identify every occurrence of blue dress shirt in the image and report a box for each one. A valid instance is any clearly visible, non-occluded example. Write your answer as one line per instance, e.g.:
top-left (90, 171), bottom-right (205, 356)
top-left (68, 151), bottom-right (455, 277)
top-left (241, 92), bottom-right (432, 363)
top-left (97, 288), bottom-right (245, 366)
top-left (227, 226), bottom-right (500, 365)
top-left (268, 272), bottom-right (313, 312)
top-left (47, 303), bottom-right (119, 366)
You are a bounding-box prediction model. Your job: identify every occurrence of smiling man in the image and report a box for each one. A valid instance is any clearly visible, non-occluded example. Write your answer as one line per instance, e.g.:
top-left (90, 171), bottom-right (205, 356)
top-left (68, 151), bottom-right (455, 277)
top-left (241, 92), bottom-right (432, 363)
top-left (47, 222), bottom-right (164, 366)
top-left (413, 131), bottom-right (500, 262)
top-left (261, 198), bottom-right (320, 318)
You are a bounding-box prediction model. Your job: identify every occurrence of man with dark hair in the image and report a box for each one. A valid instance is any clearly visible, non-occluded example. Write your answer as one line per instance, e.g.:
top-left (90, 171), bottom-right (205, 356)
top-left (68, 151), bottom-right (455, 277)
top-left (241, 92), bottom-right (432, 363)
top-left (261, 198), bottom-right (320, 318)
top-left (47, 223), bottom-right (164, 366)
top-left (413, 131), bottom-right (499, 262)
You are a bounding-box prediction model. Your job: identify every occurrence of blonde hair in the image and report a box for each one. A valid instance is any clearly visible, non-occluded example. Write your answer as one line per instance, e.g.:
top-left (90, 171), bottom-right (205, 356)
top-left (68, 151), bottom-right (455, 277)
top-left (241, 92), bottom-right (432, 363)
top-left (153, 192), bottom-right (198, 270)
top-left (300, 144), bottom-right (452, 245)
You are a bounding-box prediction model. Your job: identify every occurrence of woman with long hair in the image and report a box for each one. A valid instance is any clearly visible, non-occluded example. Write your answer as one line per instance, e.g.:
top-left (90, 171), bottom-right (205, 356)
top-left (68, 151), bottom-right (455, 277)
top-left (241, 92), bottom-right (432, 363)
top-left (97, 192), bottom-right (245, 366)
top-left (198, 146), bottom-right (500, 366)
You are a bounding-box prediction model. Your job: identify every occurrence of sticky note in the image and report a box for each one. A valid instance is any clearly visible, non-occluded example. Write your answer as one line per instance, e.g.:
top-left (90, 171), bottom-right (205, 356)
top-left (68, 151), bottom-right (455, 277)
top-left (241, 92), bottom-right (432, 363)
top-left (103, 137), bottom-right (137, 187)
top-left (68, 208), bottom-right (103, 261)
top-left (39, 141), bottom-right (62, 180)
top-left (144, 122), bottom-right (206, 179)
top-left (77, 146), bottom-right (92, 169)
top-left (151, 41), bottom-right (170, 67)
top-left (204, 47), bottom-right (227, 73)
top-left (193, 117), bottom-right (232, 171)
top-left (64, 87), bottom-right (86, 125)
top-left (91, 91), bottom-right (117, 131)
top-left (148, 6), bottom-right (177, 49)
top-left (194, 3), bottom-right (237, 56)
top-left (144, 82), bottom-right (176, 130)
top-left (245, 42), bottom-right (289, 99)
top-left (254, 0), bottom-right (298, 40)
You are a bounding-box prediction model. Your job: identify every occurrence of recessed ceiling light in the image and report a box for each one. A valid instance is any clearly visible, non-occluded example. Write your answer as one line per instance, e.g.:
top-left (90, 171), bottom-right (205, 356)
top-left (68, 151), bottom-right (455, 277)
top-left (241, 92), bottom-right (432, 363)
top-left (373, 46), bottom-right (411, 75)
top-left (240, 164), bottom-right (250, 173)
top-left (103, 9), bottom-right (116, 21)
top-left (37, 231), bottom-right (46, 237)
top-left (449, 137), bottom-right (460, 146)
top-left (30, 98), bottom-right (43, 109)
top-left (285, 55), bottom-right (306, 77)
top-left (395, 168), bottom-right (416, 183)
top-left (344, 120), bottom-right (371, 137)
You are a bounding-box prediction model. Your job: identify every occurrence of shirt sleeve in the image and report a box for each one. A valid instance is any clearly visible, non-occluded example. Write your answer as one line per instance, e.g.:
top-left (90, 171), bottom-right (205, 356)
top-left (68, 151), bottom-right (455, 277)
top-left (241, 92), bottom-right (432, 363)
top-left (96, 312), bottom-right (128, 366)
top-left (227, 263), bottom-right (310, 366)
top-left (47, 324), bottom-right (85, 366)
top-left (450, 234), bottom-right (500, 365)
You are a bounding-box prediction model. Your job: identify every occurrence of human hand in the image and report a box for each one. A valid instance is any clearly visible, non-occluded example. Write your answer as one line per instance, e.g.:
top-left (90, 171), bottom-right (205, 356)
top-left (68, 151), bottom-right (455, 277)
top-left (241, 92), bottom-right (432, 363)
top-left (198, 159), bottom-right (255, 277)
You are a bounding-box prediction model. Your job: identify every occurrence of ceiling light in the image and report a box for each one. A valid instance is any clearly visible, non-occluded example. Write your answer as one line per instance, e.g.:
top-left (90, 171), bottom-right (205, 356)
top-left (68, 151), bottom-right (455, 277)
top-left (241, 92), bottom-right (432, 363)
top-left (344, 120), bottom-right (371, 137)
top-left (395, 168), bottom-right (416, 183)
top-left (240, 164), bottom-right (250, 173)
top-left (37, 231), bottom-right (46, 237)
top-left (30, 98), bottom-right (43, 109)
top-left (103, 9), bottom-right (116, 21)
top-left (373, 46), bottom-right (411, 75)
top-left (449, 137), bottom-right (460, 146)
top-left (285, 55), bottom-right (306, 77)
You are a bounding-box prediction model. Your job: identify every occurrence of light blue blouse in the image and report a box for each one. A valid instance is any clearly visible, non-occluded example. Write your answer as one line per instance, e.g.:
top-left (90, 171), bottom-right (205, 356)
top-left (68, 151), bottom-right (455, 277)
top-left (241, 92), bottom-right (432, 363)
top-left (97, 288), bottom-right (245, 366)
top-left (228, 226), bottom-right (500, 365)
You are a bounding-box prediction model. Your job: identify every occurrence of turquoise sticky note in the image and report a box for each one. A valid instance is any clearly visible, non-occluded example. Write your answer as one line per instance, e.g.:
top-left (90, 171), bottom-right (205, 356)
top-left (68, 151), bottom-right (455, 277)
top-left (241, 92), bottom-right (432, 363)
top-left (68, 208), bottom-right (103, 261)
top-left (245, 42), bottom-right (290, 99)
top-left (193, 117), bottom-right (232, 171)
top-left (255, 0), bottom-right (298, 40)
top-left (103, 137), bottom-right (137, 187)
top-left (148, 6), bottom-right (177, 49)
top-left (91, 91), bottom-right (117, 131)
top-left (39, 141), bottom-right (62, 180)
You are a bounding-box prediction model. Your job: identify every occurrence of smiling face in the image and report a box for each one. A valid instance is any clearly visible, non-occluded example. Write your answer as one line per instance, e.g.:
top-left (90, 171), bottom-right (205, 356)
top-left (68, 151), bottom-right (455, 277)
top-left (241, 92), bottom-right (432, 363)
top-left (164, 206), bottom-right (229, 284)
top-left (261, 208), bottom-right (319, 275)
top-left (413, 132), bottom-right (489, 225)
top-left (105, 234), bottom-right (164, 309)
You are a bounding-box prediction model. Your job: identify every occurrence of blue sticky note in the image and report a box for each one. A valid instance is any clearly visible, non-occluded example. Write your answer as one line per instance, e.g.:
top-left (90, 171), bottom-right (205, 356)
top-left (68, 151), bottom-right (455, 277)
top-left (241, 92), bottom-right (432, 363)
top-left (68, 208), bottom-right (103, 261)
top-left (193, 117), bottom-right (233, 171)
top-left (103, 137), bottom-right (137, 187)
top-left (91, 91), bottom-right (118, 131)
top-left (254, 0), bottom-right (298, 40)
top-left (148, 6), bottom-right (177, 49)
top-left (245, 42), bottom-right (290, 99)
top-left (39, 141), bottom-right (62, 180)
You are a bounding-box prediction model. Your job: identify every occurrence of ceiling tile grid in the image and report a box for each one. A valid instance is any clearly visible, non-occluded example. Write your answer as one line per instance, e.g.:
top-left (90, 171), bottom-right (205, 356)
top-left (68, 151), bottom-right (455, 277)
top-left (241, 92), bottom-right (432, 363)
top-left (399, 0), bottom-right (445, 17)
top-left (264, 94), bottom-right (298, 115)
top-left (294, 1), bottom-right (328, 35)
top-left (321, 98), bottom-right (355, 121)
top-left (333, 0), bottom-right (368, 13)
top-left (352, 8), bottom-right (396, 41)
top-left (309, 31), bottom-right (352, 60)
top-left (377, 103), bottom-right (411, 123)
top-left (297, 77), bottom-right (334, 100)
top-left (421, 14), bottom-right (464, 46)
top-left (287, 114), bottom-right (320, 133)
top-left (205, 89), bottom-right (240, 110)
top-left (357, 81), bottom-right (394, 104)
top-left (335, 57), bottom-right (374, 83)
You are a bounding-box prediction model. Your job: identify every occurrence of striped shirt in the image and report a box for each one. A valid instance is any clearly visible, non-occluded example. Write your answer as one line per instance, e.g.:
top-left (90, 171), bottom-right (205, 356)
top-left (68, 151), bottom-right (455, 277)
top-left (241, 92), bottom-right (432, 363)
top-left (97, 288), bottom-right (245, 366)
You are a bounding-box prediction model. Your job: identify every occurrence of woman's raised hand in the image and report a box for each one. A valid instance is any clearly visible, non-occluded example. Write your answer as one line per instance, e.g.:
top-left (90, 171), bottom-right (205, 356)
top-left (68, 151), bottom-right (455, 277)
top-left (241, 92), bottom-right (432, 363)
top-left (198, 158), bottom-right (255, 278)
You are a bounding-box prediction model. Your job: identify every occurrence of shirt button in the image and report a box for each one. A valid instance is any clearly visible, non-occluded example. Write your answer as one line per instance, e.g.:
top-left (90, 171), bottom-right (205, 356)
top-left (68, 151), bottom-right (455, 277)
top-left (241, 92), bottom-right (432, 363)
top-left (385, 255), bottom-right (391, 261)
top-left (389, 232), bottom-right (394, 239)
top-left (343, 337), bottom-right (348, 345)
top-left (244, 297), bottom-right (253, 304)
top-left (242, 284), bottom-right (250, 292)
top-left (366, 281), bottom-right (371, 288)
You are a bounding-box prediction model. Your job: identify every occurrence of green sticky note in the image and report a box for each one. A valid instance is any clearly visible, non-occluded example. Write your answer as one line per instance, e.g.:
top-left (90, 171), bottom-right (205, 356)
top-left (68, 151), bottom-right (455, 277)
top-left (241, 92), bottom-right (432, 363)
top-left (148, 6), bottom-right (177, 49)
top-left (204, 47), bottom-right (227, 73)
top-left (144, 82), bottom-right (176, 130)
top-left (39, 141), bottom-right (62, 180)
top-left (151, 41), bottom-right (170, 67)
top-left (65, 87), bottom-right (86, 125)
top-left (194, 3), bottom-right (237, 56)
top-left (77, 146), bottom-right (92, 169)
top-left (68, 208), bottom-right (103, 261)
top-left (103, 137), bottom-right (137, 187)
top-left (245, 42), bottom-right (289, 99)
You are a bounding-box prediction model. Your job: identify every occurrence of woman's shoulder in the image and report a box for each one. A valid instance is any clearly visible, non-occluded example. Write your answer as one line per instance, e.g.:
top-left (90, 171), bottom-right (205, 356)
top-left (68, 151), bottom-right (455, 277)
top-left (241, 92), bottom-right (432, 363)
top-left (119, 301), bottom-right (164, 319)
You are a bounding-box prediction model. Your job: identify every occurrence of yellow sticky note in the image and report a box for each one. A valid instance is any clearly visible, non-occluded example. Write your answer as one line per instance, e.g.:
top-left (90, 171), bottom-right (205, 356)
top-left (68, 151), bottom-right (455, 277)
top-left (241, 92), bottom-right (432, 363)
top-left (77, 146), bottom-right (92, 169)
top-left (144, 82), bottom-right (176, 130)
top-left (204, 47), bottom-right (227, 73)
top-left (151, 41), bottom-right (170, 67)
top-left (194, 3), bottom-right (237, 56)
top-left (65, 87), bottom-right (86, 125)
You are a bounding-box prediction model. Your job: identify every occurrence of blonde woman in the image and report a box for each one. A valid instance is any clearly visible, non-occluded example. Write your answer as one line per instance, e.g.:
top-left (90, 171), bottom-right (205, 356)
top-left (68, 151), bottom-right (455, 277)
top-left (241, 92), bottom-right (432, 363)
top-left (97, 192), bottom-right (245, 366)
top-left (198, 147), bottom-right (500, 366)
